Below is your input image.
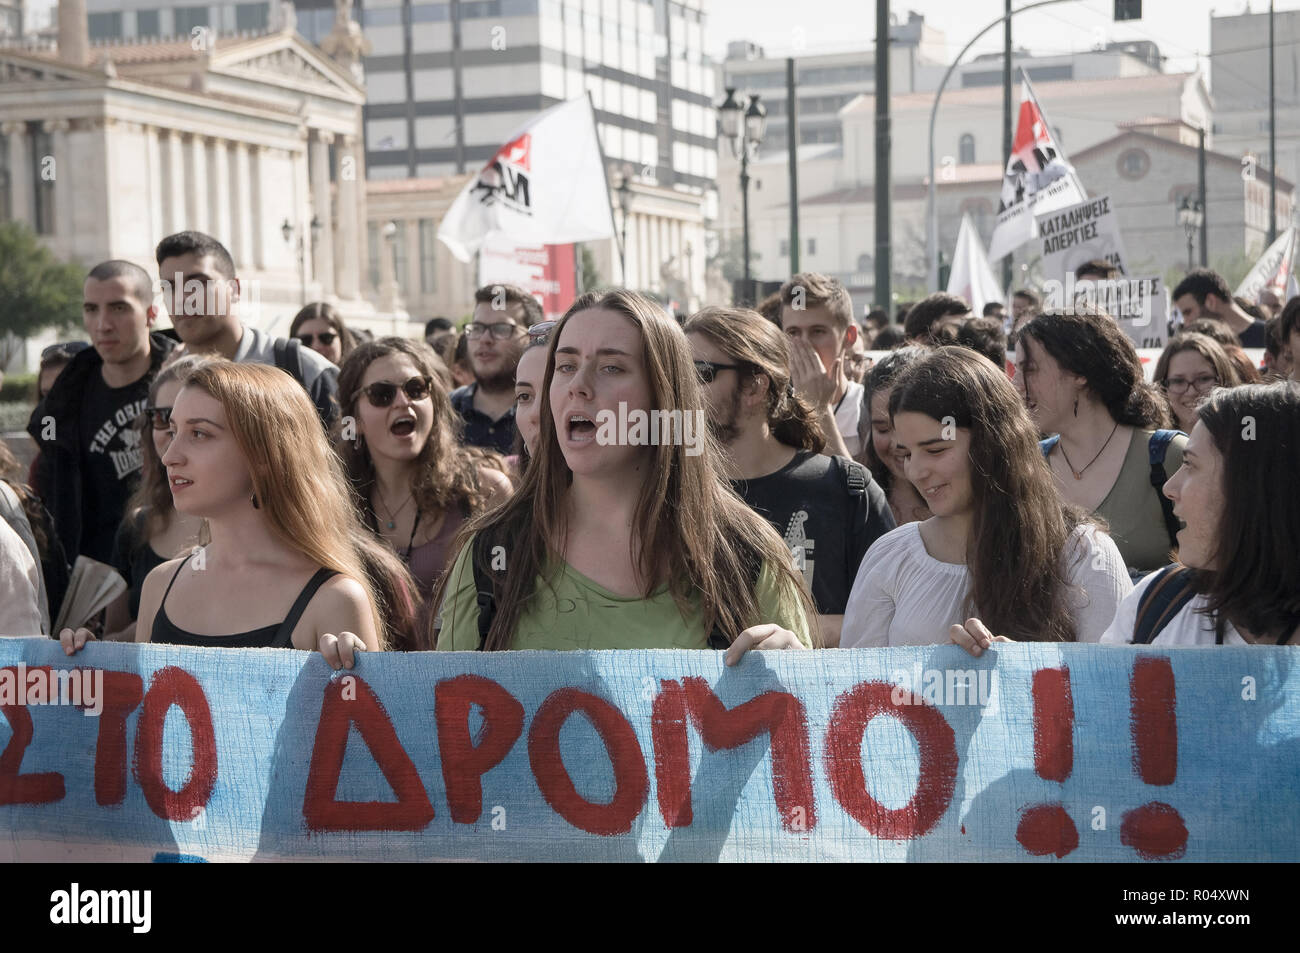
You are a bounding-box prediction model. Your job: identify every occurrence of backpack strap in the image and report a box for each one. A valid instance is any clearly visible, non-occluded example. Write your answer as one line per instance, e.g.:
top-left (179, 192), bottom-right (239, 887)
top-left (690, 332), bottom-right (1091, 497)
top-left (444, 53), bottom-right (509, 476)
top-left (1040, 435), bottom-right (1060, 460)
top-left (272, 336), bottom-right (307, 387)
top-left (470, 533), bottom-right (497, 651)
top-left (1147, 429), bottom-right (1183, 553)
top-left (1132, 564), bottom-right (1198, 645)
top-left (832, 454), bottom-right (867, 497)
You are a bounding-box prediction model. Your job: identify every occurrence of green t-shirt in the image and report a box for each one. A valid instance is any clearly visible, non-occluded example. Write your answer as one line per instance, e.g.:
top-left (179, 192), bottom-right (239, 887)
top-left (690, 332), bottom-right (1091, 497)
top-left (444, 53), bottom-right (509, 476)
top-left (1093, 428), bottom-right (1187, 574)
top-left (435, 533), bottom-right (813, 651)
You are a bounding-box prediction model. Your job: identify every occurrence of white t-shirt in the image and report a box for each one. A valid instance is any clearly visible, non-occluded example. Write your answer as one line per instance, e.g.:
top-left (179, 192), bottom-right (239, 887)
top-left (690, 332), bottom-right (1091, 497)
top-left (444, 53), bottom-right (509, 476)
top-left (1100, 569), bottom-right (1246, 646)
top-left (835, 380), bottom-right (864, 458)
top-left (0, 515), bottom-right (43, 636)
top-left (841, 520), bottom-right (1132, 647)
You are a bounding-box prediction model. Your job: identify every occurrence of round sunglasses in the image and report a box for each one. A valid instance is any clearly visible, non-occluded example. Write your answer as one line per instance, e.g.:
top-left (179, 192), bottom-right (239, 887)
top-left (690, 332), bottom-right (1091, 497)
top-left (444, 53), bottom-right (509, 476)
top-left (355, 376), bottom-right (434, 408)
top-left (298, 332), bottom-right (337, 348)
top-left (142, 405), bottom-right (172, 430)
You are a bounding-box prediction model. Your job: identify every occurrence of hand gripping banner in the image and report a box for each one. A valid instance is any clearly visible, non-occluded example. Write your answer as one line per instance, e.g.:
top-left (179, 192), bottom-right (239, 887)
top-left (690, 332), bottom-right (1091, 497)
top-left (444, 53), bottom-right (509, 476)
top-left (1, 639), bottom-right (1296, 862)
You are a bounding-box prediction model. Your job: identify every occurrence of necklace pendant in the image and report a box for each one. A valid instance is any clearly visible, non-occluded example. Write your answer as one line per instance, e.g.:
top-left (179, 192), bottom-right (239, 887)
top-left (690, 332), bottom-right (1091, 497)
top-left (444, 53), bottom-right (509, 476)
top-left (386, 520), bottom-right (395, 530)
top-left (1073, 472), bottom-right (1082, 481)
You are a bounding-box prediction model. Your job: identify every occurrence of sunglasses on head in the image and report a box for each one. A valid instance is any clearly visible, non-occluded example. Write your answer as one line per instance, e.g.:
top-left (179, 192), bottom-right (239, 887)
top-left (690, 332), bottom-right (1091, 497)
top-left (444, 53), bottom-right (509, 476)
top-left (143, 406), bottom-right (172, 430)
top-left (355, 376), bottom-right (434, 408)
top-left (297, 332), bottom-right (337, 347)
top-left (527, 320), bottom-right (557, 347)
top-left (693, 359), bottom-right (748, 384)
top-left (41, 341), bottom-right (91, 362)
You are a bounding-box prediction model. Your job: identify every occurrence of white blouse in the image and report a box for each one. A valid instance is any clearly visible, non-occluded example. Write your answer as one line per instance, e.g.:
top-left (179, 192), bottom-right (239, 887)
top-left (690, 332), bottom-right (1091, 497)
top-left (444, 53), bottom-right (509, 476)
top-left (841, 521), bottom-right (1133, 648)
top-left (1100, 569), bottom-right (1245, 646)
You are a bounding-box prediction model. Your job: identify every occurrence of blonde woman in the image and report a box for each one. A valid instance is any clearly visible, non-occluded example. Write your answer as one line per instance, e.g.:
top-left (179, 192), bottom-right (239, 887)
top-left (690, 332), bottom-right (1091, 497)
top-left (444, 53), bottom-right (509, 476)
top-left (62, 360), bottom-right (407, 669)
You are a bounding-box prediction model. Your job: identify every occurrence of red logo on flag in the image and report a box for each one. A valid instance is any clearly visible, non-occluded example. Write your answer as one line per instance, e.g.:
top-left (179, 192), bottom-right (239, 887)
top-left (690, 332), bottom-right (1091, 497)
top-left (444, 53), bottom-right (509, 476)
top-left (487, 133), bottom-right (531, 173)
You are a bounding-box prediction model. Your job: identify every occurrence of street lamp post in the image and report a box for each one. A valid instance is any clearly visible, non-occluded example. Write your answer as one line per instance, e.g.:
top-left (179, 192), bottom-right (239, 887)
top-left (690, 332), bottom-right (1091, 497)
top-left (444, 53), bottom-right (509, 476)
top-left (617, 171), bottom-right (633, 284)
top-left (719, 87), bottom-right (766, 305)
top-left (282, 215), bottom-right (323, 305)
top-left (1177, 196), bottom-right (1204, 272)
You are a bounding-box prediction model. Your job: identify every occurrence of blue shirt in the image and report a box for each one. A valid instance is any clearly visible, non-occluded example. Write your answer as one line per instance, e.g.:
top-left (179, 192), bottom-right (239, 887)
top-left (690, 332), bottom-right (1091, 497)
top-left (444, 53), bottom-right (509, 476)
top-left (450, 382), bottom-right (517, 455)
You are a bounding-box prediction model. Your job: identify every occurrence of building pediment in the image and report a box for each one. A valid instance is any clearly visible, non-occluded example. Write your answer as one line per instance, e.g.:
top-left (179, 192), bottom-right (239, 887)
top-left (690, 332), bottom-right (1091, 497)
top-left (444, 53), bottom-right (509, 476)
top-left (0, 50), bottom-right (103, 84)
top-left (211, 34), bottom-right (364, 103)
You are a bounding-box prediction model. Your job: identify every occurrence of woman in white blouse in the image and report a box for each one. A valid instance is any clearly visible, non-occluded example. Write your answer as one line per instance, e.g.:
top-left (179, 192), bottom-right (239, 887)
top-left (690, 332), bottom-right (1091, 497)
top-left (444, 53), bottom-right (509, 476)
top-left (1101, 381), bottom-right (1300, 646)
top-left (841, 347), bottom-right (1132, 651)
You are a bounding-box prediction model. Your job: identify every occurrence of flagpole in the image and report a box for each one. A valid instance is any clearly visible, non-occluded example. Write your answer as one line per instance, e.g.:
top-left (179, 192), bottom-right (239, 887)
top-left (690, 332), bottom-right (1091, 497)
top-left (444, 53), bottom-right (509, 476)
top-left (587, 90), bottom-right (622, 289)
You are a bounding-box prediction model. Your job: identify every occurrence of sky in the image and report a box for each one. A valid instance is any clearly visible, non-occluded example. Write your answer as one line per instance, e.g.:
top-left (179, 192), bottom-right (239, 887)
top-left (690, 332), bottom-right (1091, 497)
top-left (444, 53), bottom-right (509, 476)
top-left (704, 0), bottom-right (1295, 79)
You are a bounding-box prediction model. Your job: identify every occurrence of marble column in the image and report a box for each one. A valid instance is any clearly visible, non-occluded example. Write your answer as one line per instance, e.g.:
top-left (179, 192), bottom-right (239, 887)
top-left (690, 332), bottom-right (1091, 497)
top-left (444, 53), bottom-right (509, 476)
top-left (209, 138), bottom-right (230, 247)
top-left (41, 119), bottom-right (73, 250)
top-left (1, 121), bottom-right (32, 225)
top-left (164, 129), bottom-right (186, 235)
top-left (248, 144), bottom-right (265, 270)
top-left (185, 134), bottom-right (208, 234)
top-left (334, 134), bottom-right (361, 300)
top-left (145, 125), bottom-right (164, 245)
top-left (230, 141), bottom-right (252, 268)
top-left (404, 217), bottom-right (420, 303)
top-left (309, 130), bottom-right (335, 297)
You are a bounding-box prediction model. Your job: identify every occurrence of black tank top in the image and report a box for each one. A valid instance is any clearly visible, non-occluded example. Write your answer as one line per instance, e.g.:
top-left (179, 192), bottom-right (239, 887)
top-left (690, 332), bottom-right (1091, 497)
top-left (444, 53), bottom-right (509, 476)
top-left (151, 560), bottom-right (339, 648)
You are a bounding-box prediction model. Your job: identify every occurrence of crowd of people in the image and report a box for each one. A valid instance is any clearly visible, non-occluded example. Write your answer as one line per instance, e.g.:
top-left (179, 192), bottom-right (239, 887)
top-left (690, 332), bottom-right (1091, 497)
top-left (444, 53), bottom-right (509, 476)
top-left (1, 232), bottom-right (1297, 659)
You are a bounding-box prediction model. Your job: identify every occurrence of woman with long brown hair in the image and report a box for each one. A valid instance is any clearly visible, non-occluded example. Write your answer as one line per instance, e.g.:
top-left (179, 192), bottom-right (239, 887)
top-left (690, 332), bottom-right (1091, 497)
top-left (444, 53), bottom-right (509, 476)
top-left (61, 360), bottom-right (406, 668)
top-left (1152, 332), bottom-right (1244, 433)
top-left (103, 355), bottom-right (208, 640)
top-left (1015, 309), bottom-right (1184, 576)
top-left (855, 346), bottom-right (932, 526)
top-left (336, 337), bottom-right (511, 648)
top-left (1102, 381), bottom-right (1300, 646)
top-left (842, 347), bottom-right (1132, 650)
top-left (433, 290), bottom-right (817, 654)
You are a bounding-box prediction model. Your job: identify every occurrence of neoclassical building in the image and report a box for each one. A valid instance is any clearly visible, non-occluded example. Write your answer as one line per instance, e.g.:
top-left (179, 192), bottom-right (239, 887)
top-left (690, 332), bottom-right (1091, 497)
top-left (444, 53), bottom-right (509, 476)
top-left (0, 0), bottom-right (412, 349)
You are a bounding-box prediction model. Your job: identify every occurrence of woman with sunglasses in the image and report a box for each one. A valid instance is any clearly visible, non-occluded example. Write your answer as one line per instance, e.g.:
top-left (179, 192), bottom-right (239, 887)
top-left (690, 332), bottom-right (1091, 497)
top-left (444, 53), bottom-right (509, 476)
top-left (336, 338), bottom-right (512, 648)
top-left (102, 356), bottom-right (208, 640)
top-left (509, 320), bottom-right (555, 473)
top-left (290, 302), bottom-right (356, 367)
top-left (433, 290), bottom-right (818, 656)
top-left (1152, 332), bottom-right (1245, 433)
top-left (843, 348), bottom-right (1131, 652)
top-left (62, 360), bottom-right (406, 668)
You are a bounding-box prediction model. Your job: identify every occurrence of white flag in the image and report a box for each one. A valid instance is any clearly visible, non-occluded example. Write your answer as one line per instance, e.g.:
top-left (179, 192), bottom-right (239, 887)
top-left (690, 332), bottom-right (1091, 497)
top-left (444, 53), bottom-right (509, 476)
top-left (987, 72), bottom-right (1088, 263)
top-left (1235, 226), bottom-right (1297, 303)
top-left (947, 214), bottom-right (1004, 315)
top-left (438, 96), bottom-right (616, 262)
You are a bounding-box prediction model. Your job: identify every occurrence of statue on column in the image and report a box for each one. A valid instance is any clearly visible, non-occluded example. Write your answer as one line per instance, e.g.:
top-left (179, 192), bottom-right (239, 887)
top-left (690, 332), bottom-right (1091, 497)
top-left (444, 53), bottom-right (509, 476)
top-left (320, 0), bottom-right (372, 86)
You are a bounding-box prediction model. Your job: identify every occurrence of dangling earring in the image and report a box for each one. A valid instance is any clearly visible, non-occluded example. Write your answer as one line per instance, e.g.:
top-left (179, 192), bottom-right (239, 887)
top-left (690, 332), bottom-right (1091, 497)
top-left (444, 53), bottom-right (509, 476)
top-left (1073, 396), bottom-right (1079, 418)
top-left (250, 491), bottom-right (260, 509)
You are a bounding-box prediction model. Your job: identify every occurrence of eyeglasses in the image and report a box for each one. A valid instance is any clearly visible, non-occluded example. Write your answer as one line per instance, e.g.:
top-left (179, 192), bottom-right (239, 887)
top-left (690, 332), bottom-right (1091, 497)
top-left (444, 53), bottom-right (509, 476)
top-left (465, 321), bottom-right (525, 341)
top-left (527, 320), bottom-right (557, 347)
top-left (1164, 374), bottom-right (1218, 395)
top-left (694, 359), bottom-right (747, 384)
top-left (143, 406), bottom-right (172, 429)
top-left (297, 332), bottom-right (337, 347)
top-left (355, 376), bottom-right (434, 408)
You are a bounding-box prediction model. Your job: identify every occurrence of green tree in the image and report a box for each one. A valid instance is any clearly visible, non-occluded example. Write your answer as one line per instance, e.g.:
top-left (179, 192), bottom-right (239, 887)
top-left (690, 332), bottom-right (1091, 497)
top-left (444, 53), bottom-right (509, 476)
top-left (578, 244), bottom-right (602, 294)
top-left (0, 221), bottom-right (84, 342)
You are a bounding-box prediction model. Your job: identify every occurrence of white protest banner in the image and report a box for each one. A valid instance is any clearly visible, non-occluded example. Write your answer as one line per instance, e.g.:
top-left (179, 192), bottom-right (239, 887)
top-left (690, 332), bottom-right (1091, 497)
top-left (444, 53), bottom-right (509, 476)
top-left (988, 72), bottom-right (1088, 263)
top-left (947, 213), bottom-right (1004, 315)
top-left (1035, 194), bottom-right (1129, 284)
top-left (438, 95), bottom-right (616, 262)
top-left (1235, 226), bottom-right (1297, 304)
top-left (1043, 275), bottom-right (1169, 350)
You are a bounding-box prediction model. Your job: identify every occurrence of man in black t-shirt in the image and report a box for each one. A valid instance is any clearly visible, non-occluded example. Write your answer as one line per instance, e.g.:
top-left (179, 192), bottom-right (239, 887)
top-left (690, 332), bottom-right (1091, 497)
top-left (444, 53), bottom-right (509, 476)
top-left (29, 260), bottom-right (177, 567)
top-left (685, 308), bottom-right (895, 647)
top-left (1172, 269), bottom-right (1269, 348)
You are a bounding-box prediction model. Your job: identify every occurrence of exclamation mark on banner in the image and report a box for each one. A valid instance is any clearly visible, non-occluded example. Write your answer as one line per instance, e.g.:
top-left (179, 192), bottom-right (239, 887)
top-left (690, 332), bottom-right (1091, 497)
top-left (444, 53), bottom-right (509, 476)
top-left (1120, 656), bottom-right (1189, 860)
top-left (1015, 667), bottom-right (1079, 858)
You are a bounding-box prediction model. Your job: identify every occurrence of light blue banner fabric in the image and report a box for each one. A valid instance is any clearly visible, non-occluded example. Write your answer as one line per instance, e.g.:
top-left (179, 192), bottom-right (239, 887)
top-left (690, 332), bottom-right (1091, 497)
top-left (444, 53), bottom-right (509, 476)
top-left (0, 638), bottom-right (1296, 861)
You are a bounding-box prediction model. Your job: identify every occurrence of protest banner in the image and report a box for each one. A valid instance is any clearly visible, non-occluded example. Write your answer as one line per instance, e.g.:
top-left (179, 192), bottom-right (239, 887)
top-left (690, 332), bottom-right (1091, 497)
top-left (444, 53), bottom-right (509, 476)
top-left (2, 638), bottom-right (1296, 862)
top-left (987, 72), bottom-right (1088, 263)
top-left (478, 234), bottom-right (577, 320)
top-left (1036, 194), bottom-right (1129, 285)
top-left (1235, 226), bottom-right (1297, 304)
top-left (437, 95), bottom-right (615, 262)
top-left (1041, 275), bottom-right (1169, 350)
